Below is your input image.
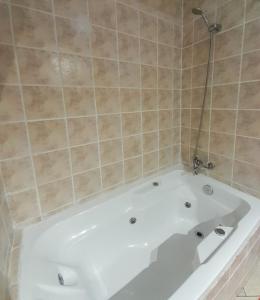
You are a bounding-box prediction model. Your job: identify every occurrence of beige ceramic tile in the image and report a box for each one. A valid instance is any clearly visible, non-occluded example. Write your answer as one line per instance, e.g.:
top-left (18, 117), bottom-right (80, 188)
top-left (56, 16), bottom-right (90, 55)
top-left (212, 84), bottom-right (238, 109)
top-left (124, 156), bottom-right (142, 182)
top-left (33, 149), bottom-right (70, 185)
top-left (173, 90), bottom-right (181, 109)
top-left (141, 39), bottom-right (157, 66)
top-left (119, 62), bottom-right (140, 88)
top-left (143, 132), bottom-right (158, 153)
top-left (158, 19), bottom-right (174, 46)
top-left (98, 114), bottom-right (121, 140)
top-left (23, 86), bottom-right (64, 120)
top-left (235, 136), bottom-right (260, 166)
top-left (244, 18), bottom-right (260, 52)
top-left (193, 39), bottom-right (210, 66)
top-left (71, 143), bottom-right (99, 174)
top-left (210, 132), bottom-right (234, 158)
top-left (60, 54), bottom-right (93, 86)
top-left (88, 0), bottom-right (116, 29)
top-left (242, 50), bottom-right (260, 81)
top-left (120, 88), bottom-right (141, 112)
top-left (182, 46), bottom-right (192, 69)
top-left (116, 3), bottom-right (139, 36)
top-left (28, 120), bottom-right (67, 153)
top-left (123, 135), bottom-right (141, 158)
top-left (0, 123), bottom-right (28, 159)
top-left (211, 110), bottom-right (236, 134)
top-left (8, 189), bottom-right (39, 223)
top-left (91, 26), bottom-right (117, 59)
top-left (183, 21), bottom-right (193, 47)
top-left (74, 168), bottom-right (101, 200)
top-left (0, 45), bottom-right (18, 84)
top-left (141, 65), bottom-right (157, 88)
top-left (17, 48), bottom-right (60, 85)
top-left (68, 117), bottom-right (97, 146)
top-left (159, 110), bottom-right (172, 130)
top-left (160, 129), bottom-right (173, 148)
top-left (233, 160), bottom-right (260, 191)
top-left (12, 6), bottom-right (55, 49)
top-left (143, 151), bottom-right (158, 174)
top-left (159, 90), bottom-right (173, 109)
top-left (142, 111), bottom-right (158, 132)
top-left (122, 112), bottom-right (141, 136)
top-left (239, 81), bottom-right (260, 109)
top-left (214, 56), bottom-right (241, 84)
top-left (217, 0), bottom-right (244, 31)
top-left (159, 147), bottom-right (173, 167)
top-left (140, 12), bottom-right (157, 41)
top-left (182, 68), bottom-right (192, 90)
top-left (142, 89), bottom-right (158, 111)
top-left (237, 110), bottom-right (260, 138)
top-left (100, 139), bottom-right (122, 165)
top-left (93, 58), bottom-right (119, 87)
top-left (172, 109), bottom-right (180, 128)
top-left (12, 0), bottom-right (52, 12)
top-left (246, 0), bottom-right (260, 21)
top-left (1, 157), bottom-right (34, 192)
top-left (0, 86), bottom-right (24, 122)
top-left (118, 33), bottom-right (139, 63)
top-left (64, 87), bottom-right (95, 117)
top-left (101, 162), bottom-right (123, 188)
top-left (181, 89), bottom-right (192, 109)
top-left (39, 177), bottom-right (73, 214)
top-left (95, 88), bottom-right (120, 114)
top-left (54, 0), bottom-right (88, 19)
top-left (214, 26), bottom-right (243, 60)
top-left (158, 68), bottom-right (173, 89)
top-left (158, 44), bottom-right (174, 68)
top-left (173, 69), bottom-right (181, 89)
top-left (0, 3), bottom-right (12, 44)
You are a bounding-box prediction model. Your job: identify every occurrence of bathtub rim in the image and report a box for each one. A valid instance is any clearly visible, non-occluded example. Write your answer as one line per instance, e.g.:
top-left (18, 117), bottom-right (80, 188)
top-left (18, 165), bottom-right (260, 300)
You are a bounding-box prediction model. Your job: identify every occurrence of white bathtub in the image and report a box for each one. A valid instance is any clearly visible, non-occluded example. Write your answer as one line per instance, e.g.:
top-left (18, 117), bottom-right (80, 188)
top-left (19, 169), bottom-right (260, 300)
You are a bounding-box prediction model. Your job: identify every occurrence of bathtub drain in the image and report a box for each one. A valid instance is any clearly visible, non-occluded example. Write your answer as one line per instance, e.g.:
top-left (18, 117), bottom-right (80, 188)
top-left (184, 202), bottom-right (191, 208)
top-left (129, 217), bottom-right (137, 224)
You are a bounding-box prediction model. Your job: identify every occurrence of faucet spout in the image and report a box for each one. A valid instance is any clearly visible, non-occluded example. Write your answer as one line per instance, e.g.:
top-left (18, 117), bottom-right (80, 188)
top-left (192, 156), bottom-right (215, 175)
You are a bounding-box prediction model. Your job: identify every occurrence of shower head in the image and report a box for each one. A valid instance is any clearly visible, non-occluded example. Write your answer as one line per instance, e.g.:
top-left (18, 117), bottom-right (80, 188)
top-left (192, 7), bottom-right (221, 33)
top-left (192, 8), bottom-right (204, 15)
top-left (192, 7), bottom-right (209, 27)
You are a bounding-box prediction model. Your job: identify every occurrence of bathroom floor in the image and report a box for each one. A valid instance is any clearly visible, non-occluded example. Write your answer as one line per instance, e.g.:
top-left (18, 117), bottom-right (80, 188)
top-left (235, 259), bottom-right (260, 300)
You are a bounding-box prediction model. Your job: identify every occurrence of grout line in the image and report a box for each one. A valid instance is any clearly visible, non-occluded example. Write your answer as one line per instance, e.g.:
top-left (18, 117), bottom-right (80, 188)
top-left (231, 0), bottom-right (247, 188)
top-left (7, 2), bottom-right (43, 220)
top-left (1, 106), bottom-right (260, 126)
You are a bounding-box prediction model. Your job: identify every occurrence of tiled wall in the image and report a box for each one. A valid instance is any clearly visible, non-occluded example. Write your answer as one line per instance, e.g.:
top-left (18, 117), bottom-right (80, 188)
top-left (0, 175), bottom-right (13, 299)
top-left (181, 0), bottom-right (260, 198)
top-left (0, 0), bottom-right (182, 228)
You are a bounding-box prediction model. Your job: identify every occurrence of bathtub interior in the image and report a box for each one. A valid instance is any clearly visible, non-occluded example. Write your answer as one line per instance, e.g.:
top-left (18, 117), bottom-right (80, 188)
top-left (20, 171), bottom-right (251, 300)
